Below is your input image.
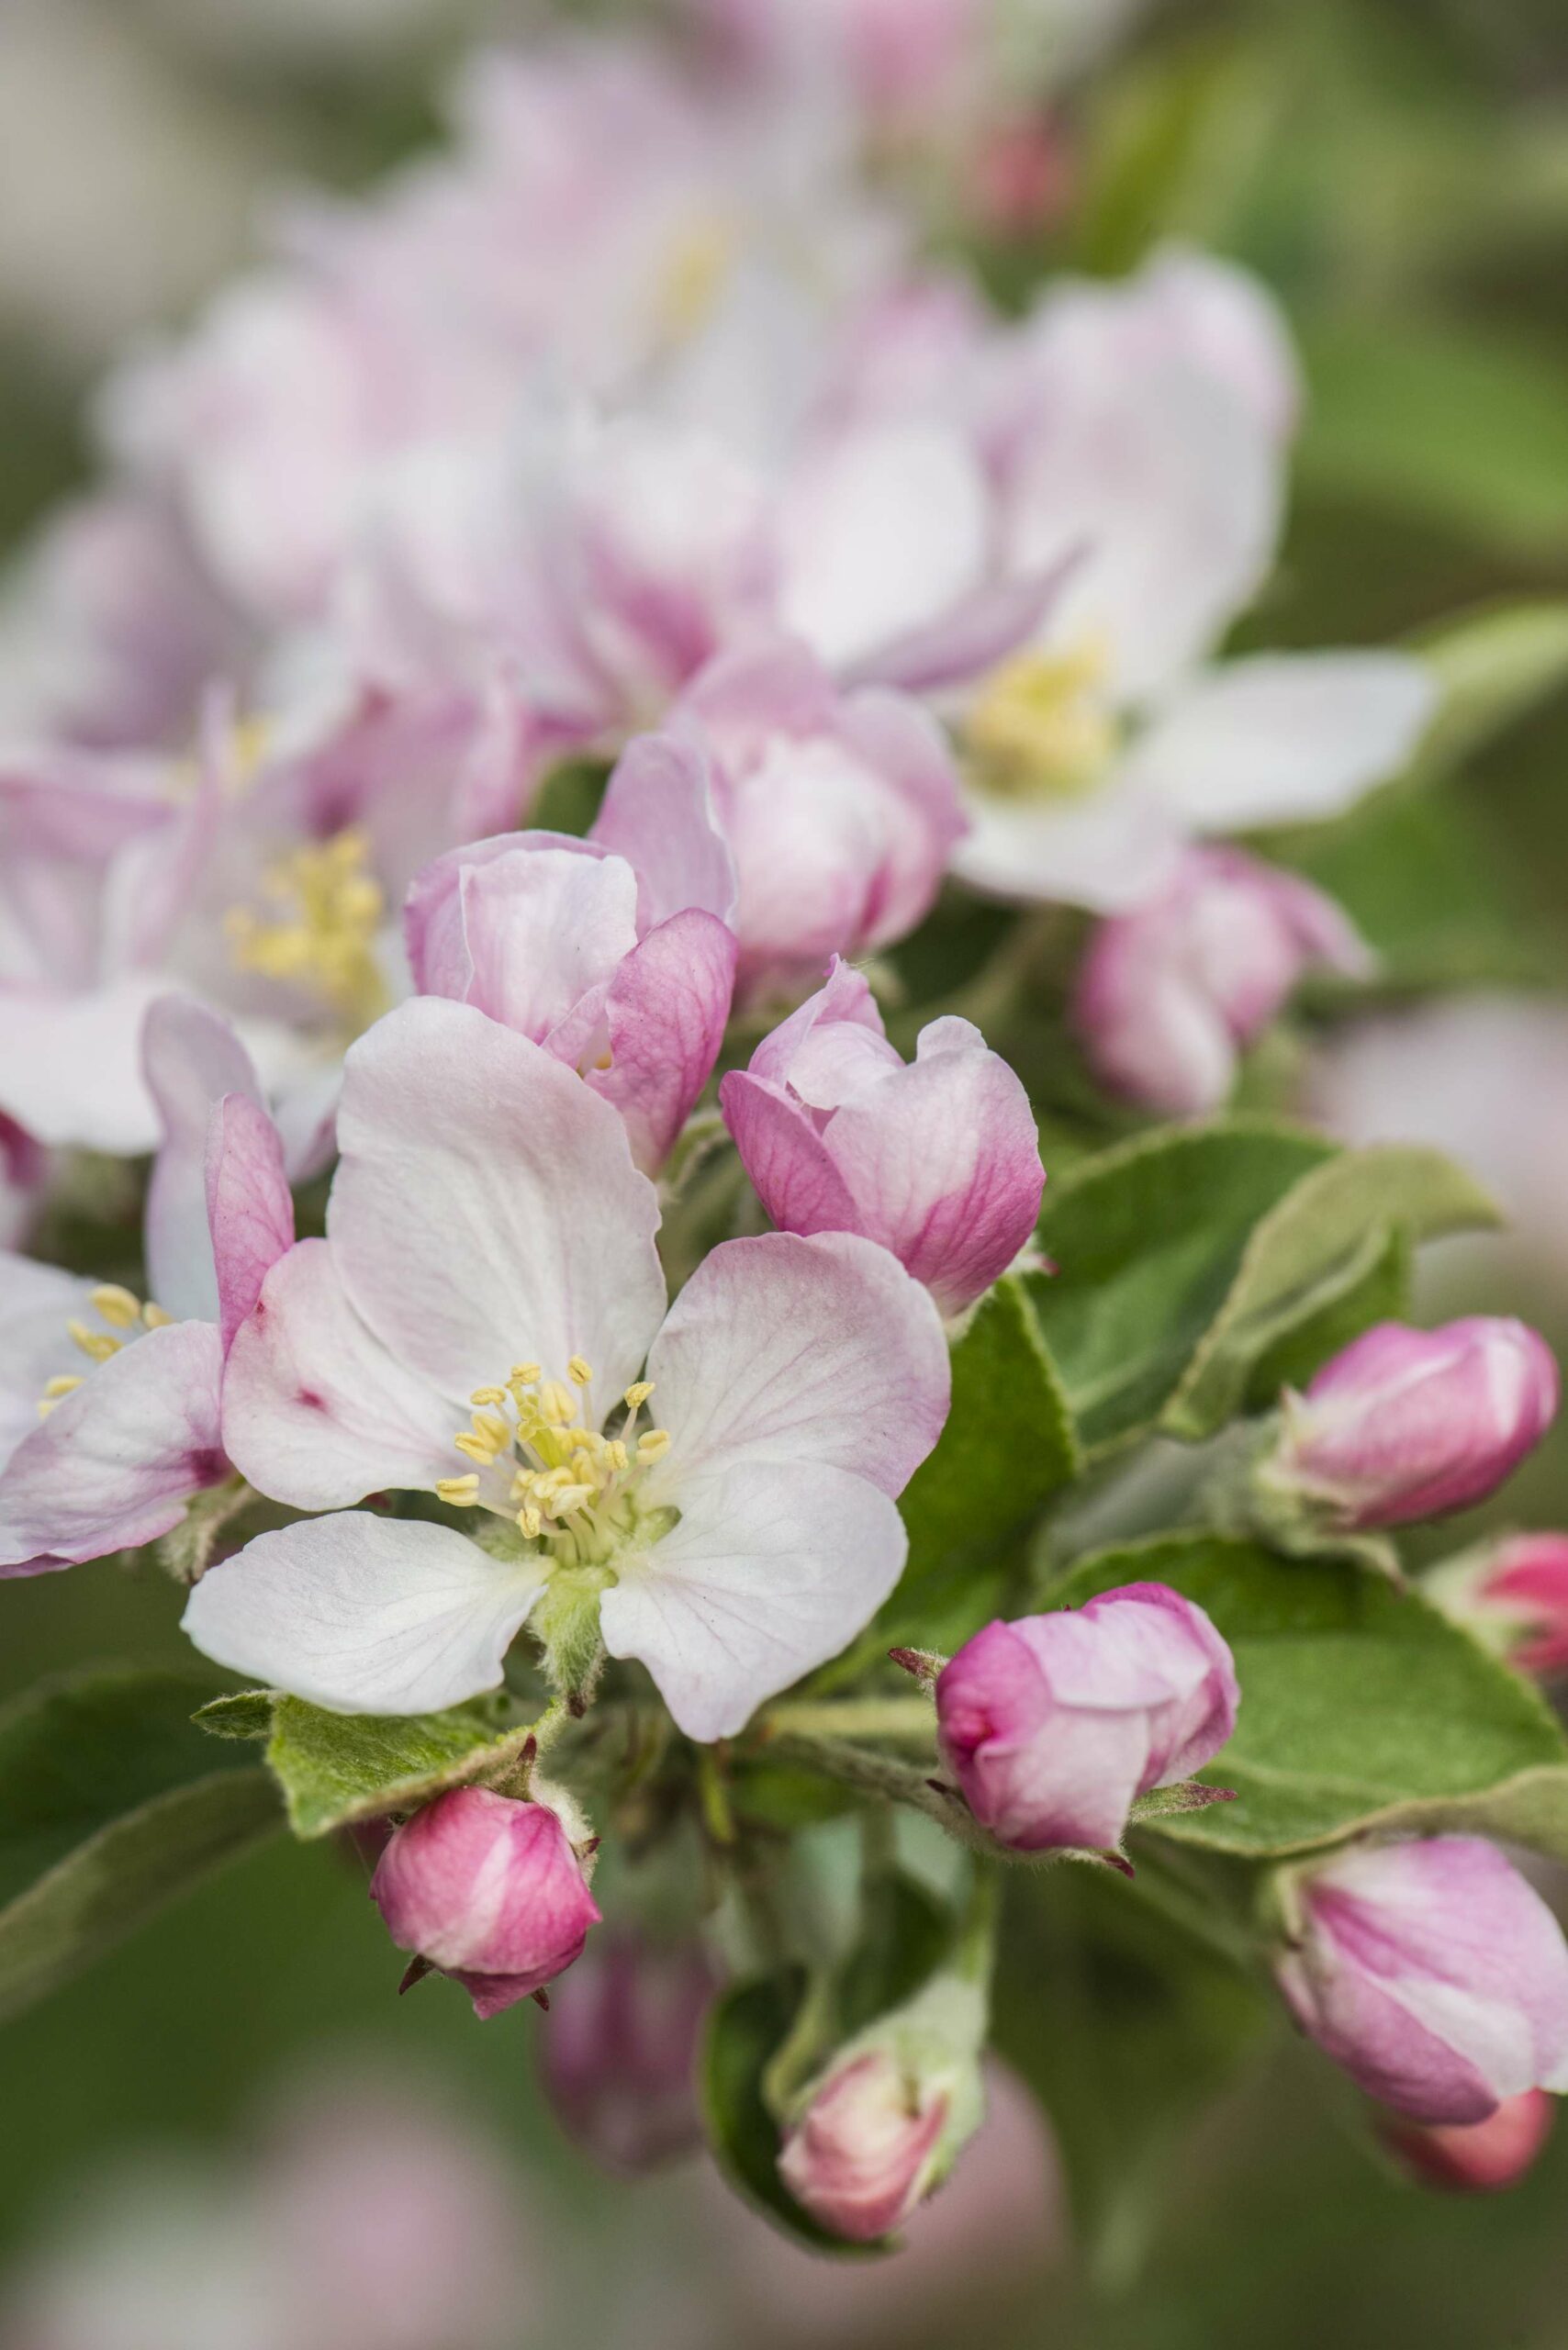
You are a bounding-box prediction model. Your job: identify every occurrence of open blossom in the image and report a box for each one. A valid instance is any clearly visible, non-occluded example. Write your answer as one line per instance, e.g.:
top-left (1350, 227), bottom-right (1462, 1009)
top-left (0, 669), bottom-right (536, 1158)
top-left (721, 957), bottom-right (1042, 1315)
top-left (1260, 1319), bottom-right (1559, 1533)
top-left (1275, 1838), bottom-right (1568, 2123)
top-left (1424, 1533), bottom-right (1568, 1679)
top-left (370, 1787), bottom-right (599, 2020)
top-left (540, 1930), bottom-right (716, 2173)
top-left (0, 999), bottom-right (294, 1574)
top-left (950, 252), bottom-right (1433, 910)
top-left (183, 996), bottom-right (949, 1740)
top-left (936, 1583), bottom-right (1238, 1852)
top-left (1074, 848), bottom-right (1371, 1118)
top-left (407, 733), bottom-right (737, 1172)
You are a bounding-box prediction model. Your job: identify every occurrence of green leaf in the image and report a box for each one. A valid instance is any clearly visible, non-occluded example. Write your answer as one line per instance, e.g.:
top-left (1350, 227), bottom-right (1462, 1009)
top-left (1163, 1145), bottom-right (1500, 1439)
top-left (991, 1863), bottom-right (1270, 2288)
top-left (1050, 1536), bottom-right (1568, 1862)
top-left (193, 1691), bottom-right (274, 1741)
top-left (1411, 600), bottom-right (1568, 777)
top-left (264, 1695), bottom-right (536, 1839)
top-left (0, 1667), bottom-right (283, 2020)
top-left (702, 1972), bottom-right (882, 2257)
top-left (1031, 1123), bottom-right (1332, 1452)
top-left (1297, 316), bottom-right (1568, 556)
top-left (897, 1274), bottom-right (1081, 1590)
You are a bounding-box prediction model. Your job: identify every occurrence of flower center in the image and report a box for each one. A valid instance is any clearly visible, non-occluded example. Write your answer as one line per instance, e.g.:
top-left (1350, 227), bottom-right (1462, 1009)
top-left (655, 215), bottom-right (734, 344)
top-left (39, 1284), bottom-right (173, 1416)
top-left (224, 826), bottom-right (389, 1035)
top-left (964, 641), bottom-right (1119, 805)
top-left (436, 1360), bottom-right (673, 1569)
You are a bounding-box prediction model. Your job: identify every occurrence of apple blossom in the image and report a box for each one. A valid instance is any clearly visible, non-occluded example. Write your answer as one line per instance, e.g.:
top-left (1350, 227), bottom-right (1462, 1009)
top-left (722, 957), bottom-right (1043, 1314)
top-left (183, 996), bottom-right (949, 1740)
top-left (370, 1787), bottom-right (600, 2019)
top-left (406, 733), bottom-right (737, 1172)
top-left (935, 1583), bottom-right (1239, 1852)
top-left (1074, 847), bottom-right (1372, 1117)
top-left (1258, 1319), bottom-right (1559, 1533)
top-left (1274, 1838), bottom-right (1568, 2123)
top-left (1422, 1533), bottom-right (1568, 1680)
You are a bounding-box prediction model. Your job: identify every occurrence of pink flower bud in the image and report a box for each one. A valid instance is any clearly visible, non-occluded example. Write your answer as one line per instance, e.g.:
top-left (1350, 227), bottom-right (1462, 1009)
top-left (369, 1789), bottom-right (599, 2020)
top-left (721, 957), bottom-right (1043, 1316)
top-left (1379, 2087), bottom-right (1554, 2193)
top-left (1264, 1319), bottom-right (1559, 1532)
top-left (1275, 1838), bottom-right (1568, 2123)
top-left (935, 1583), bottom-right (1239, 1852)
top-left (539, 1932), bottom-right (715, 2176)
top-left (1074, 848), bottom-right (1370, 1119)
top-left (1427, 1533), bottom-right (1568, 1678)
top-left (778, 2051), bottom-right (950, 2243)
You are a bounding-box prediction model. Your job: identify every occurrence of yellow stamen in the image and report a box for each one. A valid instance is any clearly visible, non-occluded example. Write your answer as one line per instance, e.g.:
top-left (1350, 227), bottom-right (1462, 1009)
top-left (567, 1356), bottom-right (594, 1388)
top-left (636, 1428), bottom-right (672, 1463)
top-left (454, 1430), bottom-right (501, 1466)
top-left (510, 1362), bottom-right (542, 1386)
top-left (90, 1283), bottom-right (142, 1329)
top-left (436, 1475), bottom-right (481, 1506)
top-left (42, 1373), bottom-right (84, 1401)
top-left (141, 1303), bottom-right (174, 1329)
top-left (469, 1386), bottom-right (509, 1408)
top-left (966, 640), bottom-right (1118, 804)
top-left (225, 825), bottom-right (389, 1034)
top-left (539, 1381), bottom-right (577, 1427)
top-left (68, 1320), bottom-right (121, 1365)
top-left (624, 1382), bottom-right (655, 1411)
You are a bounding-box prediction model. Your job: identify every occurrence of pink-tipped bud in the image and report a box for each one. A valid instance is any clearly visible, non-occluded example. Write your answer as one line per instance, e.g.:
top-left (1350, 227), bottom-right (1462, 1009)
top-left (1074, 848), bottom-right (1370, 1120)
top-left (935, 1583), bottom-right (1238, 1853)
top-left (1379, 2087), bottom-right (1554, 2193)
top-left (539, 1932), bottom-right (715, 2176)
top-left (1262, 1319), bottom-right (1559, 1532)
top-left (1426, 1532), bottom-right (1568, 1679)
top-left (778, 2051), bottom-right (950, 2243)
top-left (370, 1788), bottom-right (600, 2020)
top-left (1274, 1838), bottom-right (1568, 2123)
top-left (721, 956), bottom-right (1044, 1317)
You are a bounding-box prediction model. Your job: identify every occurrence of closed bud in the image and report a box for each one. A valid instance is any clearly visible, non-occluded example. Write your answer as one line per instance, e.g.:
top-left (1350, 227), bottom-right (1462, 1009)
top-left (370, 1788), bottom-right (600, 2020)
top-left (935, 1583), bottom-right (1238, 1852)
top-left (1424, 1532), bottom-right (1568, 1679)
top-left (1259, 1318), bottom-right (1558, 1533)
top-left (1379, 2087), bottom-right (1554, 2194)
top-left (1273, 1837), bottom-right (1568, 2122)
top-left (778, 1971), bottom-right (988, 2244)
top-left (539, 1931), bottom-right (715, 2176)
top-left (1075, 848), bottom-right (1369, 1119)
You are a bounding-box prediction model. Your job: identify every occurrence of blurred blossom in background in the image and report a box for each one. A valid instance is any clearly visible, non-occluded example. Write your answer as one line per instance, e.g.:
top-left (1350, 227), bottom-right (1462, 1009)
top-left (6, 2), bottom-right (1568, 2347)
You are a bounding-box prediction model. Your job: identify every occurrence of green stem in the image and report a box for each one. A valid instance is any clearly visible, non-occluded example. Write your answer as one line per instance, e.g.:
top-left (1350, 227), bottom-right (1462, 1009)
top-left (763, 1696), bottom-right (937, 1744)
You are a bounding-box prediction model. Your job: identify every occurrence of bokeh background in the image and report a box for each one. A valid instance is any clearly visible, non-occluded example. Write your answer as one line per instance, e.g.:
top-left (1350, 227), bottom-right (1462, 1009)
top-left (6, 3), bottom-right (1568, 2344)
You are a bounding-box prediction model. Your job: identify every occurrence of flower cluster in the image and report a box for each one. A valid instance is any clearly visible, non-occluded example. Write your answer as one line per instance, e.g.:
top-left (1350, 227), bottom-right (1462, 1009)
top-left (3, 0), bottom-right (1567, 2260)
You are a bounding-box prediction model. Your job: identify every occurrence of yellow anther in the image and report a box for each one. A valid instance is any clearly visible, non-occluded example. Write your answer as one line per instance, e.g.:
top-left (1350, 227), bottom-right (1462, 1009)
top-left (539, 1381), bottom-right (577, 1427)
top-left (224, 825), bottom-right (389, 1033)
top-left (454, 1430), bottom-right (501, 1466)
top-left (636, 1428), bottom-right (672, 1463)
top-left (656, 215), bottom-right (734, 343)
top-left (547, 1483), bottom-right (596, 1517)
top-left (42, 1373), bottom-right (84, 1401)
top-left (68, 1320), bottom-right (121, 1365)
top-left (141, 1303), bottom-right (174, 1329)
top-left (624, 1382), bottom-right (655, 1411)
top-left (608, 1439), bottom-right (629, 1473)
top-left (567, 1356), bottom-right (594, 1388)
top-left (90, 1284), bottom-right (142, 1329)
top-left (510, 1363), bottom-right (542, 1386)
top-left (469, 1386), bottom-right (510, 1408)
top-left (517, 1505), bottom-right (543, 1539)
top-left (966, 641), bottom-right (1118, 804)
top-left (470, 1411), bottom-right (511, 1450)
top-left (436, 1475), bottom-right (481, 1506)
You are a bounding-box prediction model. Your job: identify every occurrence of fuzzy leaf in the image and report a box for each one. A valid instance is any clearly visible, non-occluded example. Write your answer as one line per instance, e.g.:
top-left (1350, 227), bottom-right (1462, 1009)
top-left (1162, 1145), bottom-right (1499, 1438)
top-left (1031, 1123), bottom-right (1332, 1452)
top-left (193, 1691), bottom-right (275, 1741)
top-left (1050, 1536), bottom-right (1568, 1861)
top-left (264, 1695), bottom-right (537, 1839)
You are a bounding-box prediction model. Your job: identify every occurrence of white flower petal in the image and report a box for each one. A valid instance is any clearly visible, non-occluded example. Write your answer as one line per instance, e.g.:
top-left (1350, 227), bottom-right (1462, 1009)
top-left (1122, 653), bottom-right (1436, 831)
top-left (183, 1513), bottom-right (545, 1715)
top-left (142, 994), bottom-right (266, 1326)
top-left (950, 778), bottom-right (1185, 913)
top-left (329, 998), bottom-right (666, 1403)
top-left (601, 1458), bottom-right (908, 1741)
top-left (644, 1230), bottom-right (948, 1498)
